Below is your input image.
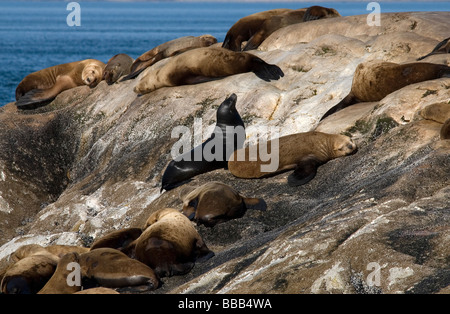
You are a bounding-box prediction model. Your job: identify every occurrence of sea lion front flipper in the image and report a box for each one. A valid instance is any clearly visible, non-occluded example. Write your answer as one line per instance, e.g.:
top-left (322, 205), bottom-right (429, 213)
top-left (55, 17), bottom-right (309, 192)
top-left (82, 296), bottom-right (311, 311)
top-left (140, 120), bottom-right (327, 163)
top-left (243, 197), bottom-right (267, 211)
top-left (320, 93), bottom-right (357, 121)
top-left (287, 157), bottom-right (323, 187)
top-left (251, 57), bottom-right (284, 82)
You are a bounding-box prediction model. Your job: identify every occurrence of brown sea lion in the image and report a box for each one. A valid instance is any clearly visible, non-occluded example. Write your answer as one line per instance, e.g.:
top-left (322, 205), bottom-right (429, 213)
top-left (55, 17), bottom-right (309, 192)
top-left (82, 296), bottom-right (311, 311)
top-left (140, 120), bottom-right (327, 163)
top-left (243, 6), bottom-right (340, 51)
top-left (321, 61), bottom-right (450, 120)
top-left (122, 35), bottom-right (217, 81)
top-left (38, 252), bottom-right (81, 294)
top-left (15, 59), bottom-right (105, 107)
top-left (228, 131), bottom-right (357, 186)
top-left (1, 255), bottom-right (58, 294)
top-left (419, 102), bottom-right (450, 140)
top-left (134, 47), bottom-right (284, 95)
top-left (135, 208), bottom-right (214, 277)
top-left (417, 37), bottom-right (450, 60)
top-left (74, 287), bottom-right (119, 294)
top-left (90, 227), bottom-right (142, 255)
top-left (79, 248), bottom-right (159, 290)
top-left (103, 53), bottom-right (134, 84)
top-left (10, 244), bottom-right (88, 262)
top-left (222, 8), bottom-right (293, 51)
top-left (441, 118), bottom-right (450, 139)
top-left (179, 182), bottom-right (267, 227)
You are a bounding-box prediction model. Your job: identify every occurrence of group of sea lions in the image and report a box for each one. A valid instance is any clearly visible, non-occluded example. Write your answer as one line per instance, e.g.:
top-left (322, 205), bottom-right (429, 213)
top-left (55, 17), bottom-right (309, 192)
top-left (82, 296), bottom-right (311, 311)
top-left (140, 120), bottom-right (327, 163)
top-left (5, 6), bottom-right (450, 294)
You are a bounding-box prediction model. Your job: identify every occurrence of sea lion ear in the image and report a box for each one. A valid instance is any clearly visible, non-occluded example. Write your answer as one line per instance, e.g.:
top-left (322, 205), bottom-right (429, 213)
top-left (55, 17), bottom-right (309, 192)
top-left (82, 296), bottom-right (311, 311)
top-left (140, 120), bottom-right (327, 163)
top-left (243, 197), bottom-right (267, 211)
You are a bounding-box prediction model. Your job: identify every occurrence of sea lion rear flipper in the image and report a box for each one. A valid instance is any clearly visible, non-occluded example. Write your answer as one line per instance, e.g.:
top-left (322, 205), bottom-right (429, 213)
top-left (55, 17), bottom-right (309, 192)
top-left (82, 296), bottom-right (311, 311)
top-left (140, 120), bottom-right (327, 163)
top-left (15, 89), bottom-right (55, 107)
top-left (121, 67), bottom-right (146, 81)
top-left (320, 93), bottom-right (357, 121)
top-left (287, 157), bottom-right (322, 187)
top-left (243, 197), bottom-right (267, 211)
top-left (251, 58), bottom-right (284, 82)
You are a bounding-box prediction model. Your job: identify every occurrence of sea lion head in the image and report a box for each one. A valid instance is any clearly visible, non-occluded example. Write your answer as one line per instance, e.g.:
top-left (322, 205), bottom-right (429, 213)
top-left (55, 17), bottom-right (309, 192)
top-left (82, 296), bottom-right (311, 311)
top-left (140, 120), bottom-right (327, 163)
top-left (216, 93), bottom-right (244, 127)
top-left (330, 134), bottom-right (357, 158)
top-left (199, 34), bottom-right (218, 46)
top-left (103, 65), bottom-right (120, 85)
top-left (82, 63), bottom-right (104, 87)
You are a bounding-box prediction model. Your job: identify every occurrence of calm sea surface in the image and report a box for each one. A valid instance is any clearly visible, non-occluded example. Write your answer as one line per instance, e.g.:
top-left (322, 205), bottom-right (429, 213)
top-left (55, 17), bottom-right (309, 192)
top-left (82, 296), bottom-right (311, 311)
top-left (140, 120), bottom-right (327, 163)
top-left (0, 1), bottom-right (449, 106)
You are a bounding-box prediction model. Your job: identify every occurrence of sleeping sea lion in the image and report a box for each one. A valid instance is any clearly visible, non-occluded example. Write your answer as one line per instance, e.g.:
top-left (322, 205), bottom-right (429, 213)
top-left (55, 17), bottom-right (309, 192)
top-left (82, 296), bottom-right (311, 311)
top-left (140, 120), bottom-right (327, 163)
top-left (89, 227), bottom-right (142, 255)
top-left (103, 53), bottom-right (134, 84)
top-left (38, 252), bottom-right (81, 294)
top-left (321, 61), bottom-right (450, 120)
top-left (228, 131), bottom-right (357, 186)
top-left (417, 37), bottom-right (450, 60)
top-left (122, 35), bottom-right (217, 81)
top-left (161, 93), bottom-right (245, 191)
top-left (180, 181), bottom-right (267, 227)
top-left (133, 47), bottom-right (284, 95)
top-left (15, 59), bottom-right (105, 107)
top-left (135, 208), bottom-right (214, 277)
top-left (242, 6), bottom-right (340, 51)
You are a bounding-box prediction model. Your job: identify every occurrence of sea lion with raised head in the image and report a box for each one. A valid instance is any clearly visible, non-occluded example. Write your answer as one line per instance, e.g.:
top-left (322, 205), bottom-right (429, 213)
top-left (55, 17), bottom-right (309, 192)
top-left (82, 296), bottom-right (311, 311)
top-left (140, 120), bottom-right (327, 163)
top-left (122, 35), bottom-right (217, 81)
top-left (79, 248), bottom-right (160, 290)
top-left (15, 59), bottom-right (105, 107)
top-left (417, 37), bottom-right (450, 61)
top-left (180, 181), bottom-right (267, 227)
top-left (320, 61), bottom-right (450, 120)
top-left (161, 93), bottom-right (245, 191)
top-left (243, 6), bottom-right (340, 51)
top-left (103, 53), bottom-right (134, 84)
top-left (134, 47), bottom-right (284, 95)
top-left (228, 131), bottom-right (357, 186)
top-left (135, 208), bottom-right (214, 277)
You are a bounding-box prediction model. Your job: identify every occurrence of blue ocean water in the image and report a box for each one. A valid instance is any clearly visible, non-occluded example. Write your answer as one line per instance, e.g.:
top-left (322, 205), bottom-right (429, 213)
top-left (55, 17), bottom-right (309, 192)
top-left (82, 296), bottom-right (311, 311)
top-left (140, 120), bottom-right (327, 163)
top-left (1, 1), bottom-right (449, 106)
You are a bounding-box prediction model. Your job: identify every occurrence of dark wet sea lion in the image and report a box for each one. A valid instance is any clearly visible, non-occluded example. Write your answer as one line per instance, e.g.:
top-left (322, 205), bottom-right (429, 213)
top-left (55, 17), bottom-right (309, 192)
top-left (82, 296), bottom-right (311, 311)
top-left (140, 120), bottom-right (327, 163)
top-left (134, 47), bottom-right (284, 94)
top-left (180, 181), bottom-right (267, 227)
top-left (103, 53), bottom-right (134, 84)
top-left (228, 131), bottom-right (357, 186)
top-left (15, 59), bottom-right (105, 107)
top-left (321, 61), bottom-right (450, 120)
top-left (161, 93), bottom-right (245, 191)
top-left (135, 208), bottom-right (214, 277)
top-left (122, 35), bottom-right (217, 81)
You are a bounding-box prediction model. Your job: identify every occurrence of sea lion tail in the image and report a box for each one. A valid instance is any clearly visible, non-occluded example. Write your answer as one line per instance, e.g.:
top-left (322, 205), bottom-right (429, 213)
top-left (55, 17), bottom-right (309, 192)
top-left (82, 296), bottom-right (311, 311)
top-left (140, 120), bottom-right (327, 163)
top-left (319, 93), bottom-right (357, 121)
top-left (251, 58), bottom-right (284, 82)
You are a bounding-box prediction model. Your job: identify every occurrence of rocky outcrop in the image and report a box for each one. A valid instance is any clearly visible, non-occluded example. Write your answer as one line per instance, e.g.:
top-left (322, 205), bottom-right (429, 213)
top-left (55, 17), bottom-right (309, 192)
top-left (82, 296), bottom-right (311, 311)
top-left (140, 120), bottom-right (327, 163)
top-left (0, 12), bottom-right (449, 294)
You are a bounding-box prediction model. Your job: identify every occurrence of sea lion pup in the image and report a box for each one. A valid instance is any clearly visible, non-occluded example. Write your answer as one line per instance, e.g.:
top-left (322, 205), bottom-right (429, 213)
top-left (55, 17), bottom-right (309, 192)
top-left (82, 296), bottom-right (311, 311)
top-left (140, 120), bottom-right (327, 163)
top-left (15, 59), bottom-right (105, 107)
top-left (228, 132), bottom-right (357, 187)
top-left (180, 181), bottom-right (267, 227)
top-left (320, 61), bottom-right (450, 121)
top-left (222, 8), bottom-right (293, 51)
top-left (242, 6), bottom-right (340, 51)
top-left (1, 255), bottom-right (58, 294)
top-left (90, 227), bottom-right (142, 255)
top-left (161, 93), bottom-right (245, 191)
top-left (103, 53), bottom-right (134, 84)
top-left (134, 47), bottom-right (284, 95)
top-left (38, 252), bottom-right (81, 294)
top-left (135, 208), bottom-right (214, 277)
top-left (79, 248), bottom-right (160, 290)
top-left (122, 35), bottom-right (217, 81)
top-left (417, 37), bottom-right (450, 60)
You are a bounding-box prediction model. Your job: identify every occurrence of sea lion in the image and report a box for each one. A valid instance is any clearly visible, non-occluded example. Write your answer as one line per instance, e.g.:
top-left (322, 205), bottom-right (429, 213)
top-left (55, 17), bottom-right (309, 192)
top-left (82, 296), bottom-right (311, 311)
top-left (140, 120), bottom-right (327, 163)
top-left (242, 6), bottom-right (340, 51)
top-left (135, 208), bottom-right (214, 277)
top-left (90, 227), bottom-right (142, 255)
top-left (10, 244), bottom-right (88, 262)
top-left (180, 181), bottom-right (267, 227)
top-left (222, 8), bottom-right (293, 51)
top-left (103, 53), bottom-right (134, 84)
top-left (15, 59), bottom-right (105, 107)
top-left (79, 248), bottom-right (160, 290)
top-left (134, 47), bottom-right (284, 95)
top-left (320, 61), bottom-right (450, 120)
top-left (1, 255), bottom-right (58, 294)
top-left (419, 102), bottom-right (450, 140)
top-left (74, 287), bottom-right (120, 294)
top-left (417, 37), bottom-right (450, 60)
top-left (161, 93), bottom-right (245, 191)
top-left (228, 131), bottom-right (357, 186)
top-left (122, 35), bottom-right (217, 81)
top-left (38, 252), bottom-right (81, 294)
